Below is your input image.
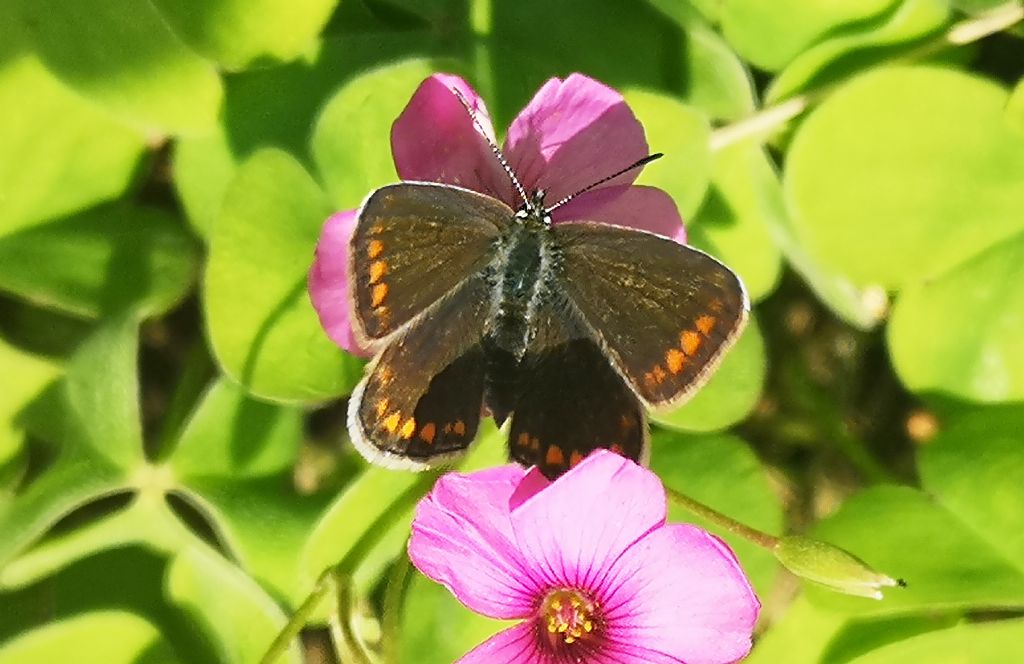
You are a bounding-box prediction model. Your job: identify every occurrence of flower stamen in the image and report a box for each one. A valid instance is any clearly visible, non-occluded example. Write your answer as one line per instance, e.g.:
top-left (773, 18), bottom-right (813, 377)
top-left (540, 588), bottom-right (599, 646)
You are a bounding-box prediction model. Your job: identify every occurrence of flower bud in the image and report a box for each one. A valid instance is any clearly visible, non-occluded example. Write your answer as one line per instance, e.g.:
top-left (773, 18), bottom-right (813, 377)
top-left (774, 535), bottom-right (904, 600)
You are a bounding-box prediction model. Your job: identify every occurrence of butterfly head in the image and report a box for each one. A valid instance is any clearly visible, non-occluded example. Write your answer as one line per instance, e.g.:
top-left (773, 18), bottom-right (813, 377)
top-left (515, 189), bottom-right (553, 226)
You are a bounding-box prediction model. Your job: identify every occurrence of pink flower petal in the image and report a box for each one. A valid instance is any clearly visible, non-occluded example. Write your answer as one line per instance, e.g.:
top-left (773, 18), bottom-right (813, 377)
top-left (504, 74), bottom-right (649, 204)
top-left (308, 209), bottom-right (372, 357)
top-left (599, 524), bottom-right (759, 664)
top-left (508, 467), bottom-right (551, 511)
top-left (409, 466), bottom-right (544, 619)
top-left (509, 450), bottom-right (666, 590)
top-left (456, 623), bottom-right (546, 664)
top-left (391, 74), bottom-right (510, 201)
top-left (554, 185), bottom-right (687, 244)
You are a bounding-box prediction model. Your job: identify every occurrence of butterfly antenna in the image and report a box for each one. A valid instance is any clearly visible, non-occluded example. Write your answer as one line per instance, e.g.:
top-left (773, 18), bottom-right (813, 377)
top-left (450, 87), bottom-right (531, 210)
top-left (545, 153), bottom-right (664, 214)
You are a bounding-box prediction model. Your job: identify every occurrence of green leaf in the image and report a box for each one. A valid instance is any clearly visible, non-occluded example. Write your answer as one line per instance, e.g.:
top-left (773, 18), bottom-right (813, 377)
top-left (0, 340), bottom-right (59, 472)
top-left (746, 596), bottom-right (848, 663)
top-left (0, 55), bottom-right (145, 236)
top-left (1007, 76), bottom-right (1024, 136)
top-left (170, 379), bottom-right (302, 478)
top-left (766, 0), bottom-right (951, 104)
top-left (300, 467), bottom-right (431, 598)
top-left (151, 0), bottom-right (339, 70)
top-left (653, 314), bottom-right (766, 432)
top-left (785, 66), bottom-right (1024, 289)
top-left (888, 231), bottom-right (1024, 401)
top-left (173, 130), bottom-right (238, 237)
top-left (0, 610), bottom-right (175, 663)
top-left (644, 3), bottom-right (756, 121)
top-left (848, 619), bottom-right (1024, 663)
top-left (0, 314), bottom-right (141, 569)
top-left (175, 478), bottom-right (330, 606)
top-left (919, 407), bottom-right (1024, 577)
top-left (719, 0), bottom-right (900, 71)
top-left (0, 203), bottom-right (199, 319)
top-left (625, 89), bottom-right (711, 221)
top-left (690, 142), bottom-right (783, 303)
top-left (651, 430), bottom-right (783, 598)
top-left (488, 0), bottom-right (676, 125)
top-left (224, 33), bottom-right (441, 161)
top-left (0, 496), bottom-right (188, 589)
top-left (311, 59), bottom-right (440, 210)
top-left (747, 595), bottom-right (958, 664)
top-left (809, 486), bottom-right (1024, 615)
top-left (166, 544), bottom-right (303, 664)
top-left (20, 0), bottom-right (222, 134)
top-left (399, 570), bottom-right (511, 664)
top-left (204, 148), bottom-right (363, 403)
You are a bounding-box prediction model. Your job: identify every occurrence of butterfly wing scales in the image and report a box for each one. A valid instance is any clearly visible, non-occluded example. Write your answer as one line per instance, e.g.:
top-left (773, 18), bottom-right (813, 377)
top-left (553, 222), bottom-right (748, 408)
top-left (507, 290), bottom-right (647, 479)
top-left (349, 275), bottom-right (492, 469)
top-left (350, 182), bottom-right (512, 343)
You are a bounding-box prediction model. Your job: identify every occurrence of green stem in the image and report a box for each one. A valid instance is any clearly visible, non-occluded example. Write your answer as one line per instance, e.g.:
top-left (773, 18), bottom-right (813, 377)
top-left (710, 2), bottom-right (1024, 152)
top-left (330, 572), bottom-right (375, 664)
top-left (260, 471), bottom-right (440, 664)
top-left (379, 556), bottom-right (413, 664)
top-left (664, 486), bottom-right (779, 550)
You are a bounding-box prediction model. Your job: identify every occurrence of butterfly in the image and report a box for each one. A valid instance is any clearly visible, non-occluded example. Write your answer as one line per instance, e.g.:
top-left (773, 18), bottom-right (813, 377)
top-left (346, 98), bottom-right (748, 480)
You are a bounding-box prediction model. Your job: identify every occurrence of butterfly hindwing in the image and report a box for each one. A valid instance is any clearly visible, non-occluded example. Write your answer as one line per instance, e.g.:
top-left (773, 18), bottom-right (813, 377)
top-left (348, 276), bottom-right (491, 469)
top-left (507, 291), bottom-right (647, 479)
top-left (553, 222), bottom-right (749, 408)
top-left (350, 182), bottom-right (513, 343)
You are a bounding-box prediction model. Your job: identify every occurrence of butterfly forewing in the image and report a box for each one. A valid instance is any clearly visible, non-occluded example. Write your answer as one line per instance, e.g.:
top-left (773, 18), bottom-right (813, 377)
top-left (554, 222), bottom-right (749, 408)
top-left (350, 182), bottom-right (513, 343)
top-left (349, 275), bottom-right (491, 469)
top-left (508, 291), bottom-right (647, 479)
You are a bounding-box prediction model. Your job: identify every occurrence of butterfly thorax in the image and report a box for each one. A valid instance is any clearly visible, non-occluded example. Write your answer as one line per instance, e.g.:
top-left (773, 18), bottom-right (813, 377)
top-left (482, 202), bottom-right (554, 423)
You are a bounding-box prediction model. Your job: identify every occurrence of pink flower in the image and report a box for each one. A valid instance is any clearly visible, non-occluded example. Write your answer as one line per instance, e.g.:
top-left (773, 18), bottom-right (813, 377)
top-left (409, 450), bottom-right (759, 663)
top-left (309, 73), bottom-right (686, 357)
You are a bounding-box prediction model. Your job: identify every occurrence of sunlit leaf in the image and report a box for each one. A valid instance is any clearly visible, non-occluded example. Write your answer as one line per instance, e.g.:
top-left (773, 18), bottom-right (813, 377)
top-left (651, 429), bottom-right (782, 598)
top-left (785, 66), bottom-right (1024, 289)
top-left (0, 203), bottom-right (198, 319)
top-left (21, 0), bottom-right (222, 134)
top-left (204, 148), bottom-right (363, 403)
top-left (0, 55), bottom-right (145, 236)
top-left (151, 0), bottom-right (339, 70)
top-left (0, 610), bottom-right (175, 663)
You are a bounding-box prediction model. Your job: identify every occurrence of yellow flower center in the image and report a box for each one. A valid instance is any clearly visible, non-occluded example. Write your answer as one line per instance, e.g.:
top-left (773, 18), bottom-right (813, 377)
top-left (540, 588), bottom-right (598, 645)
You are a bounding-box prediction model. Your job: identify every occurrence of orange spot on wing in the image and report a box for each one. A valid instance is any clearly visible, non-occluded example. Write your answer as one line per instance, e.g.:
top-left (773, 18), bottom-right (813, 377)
top-left (666, 348), bottom-right (686, 374)
top-left (369, 260), bottom-right (388, 284)
top-left (570, 451), bottom-right (585, 467)
top-left (382, 411), bottom-right (401, 434)
top-left (696, 314), bottom-right (716, 336)
top-left (375, 305), bottom-right (390, 323)
top-left (453, 420), bottom-right (466, 436)
top-left (367, 240), bottom-right (384, 259)
top-left (371, 283), bottom-right (389, 307)
top-left (375, 398), bottom-right (389, 417)
top-left (517, 432), bottom-right (531, 447)
top-left (530, 437), bottom-right (540, 451)
top-left (370, 225), bottom-right (384, 235)
top-left (420, 423), bottom-right (436, 444)
top-left (546, 446), bottom-right (566, 467)
top-left (681, 330), bottom-right (701, 356)
top-left (653, 365), bottom-right (667, 382)
top-left (610, 443), bottom-right (624, 455)
top-left (377, 365), bottom-right (394, 384)
top-left (400, 417), bottom-right (416, 439)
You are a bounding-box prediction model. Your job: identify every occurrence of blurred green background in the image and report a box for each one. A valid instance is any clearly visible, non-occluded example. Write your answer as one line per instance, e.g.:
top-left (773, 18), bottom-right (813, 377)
top-left (1, 0), bottom-right (1023, 662)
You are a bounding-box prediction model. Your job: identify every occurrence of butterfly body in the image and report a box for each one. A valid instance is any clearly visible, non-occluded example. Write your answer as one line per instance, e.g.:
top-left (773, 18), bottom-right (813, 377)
top-left (347, 181), bottom-right (748, 479)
